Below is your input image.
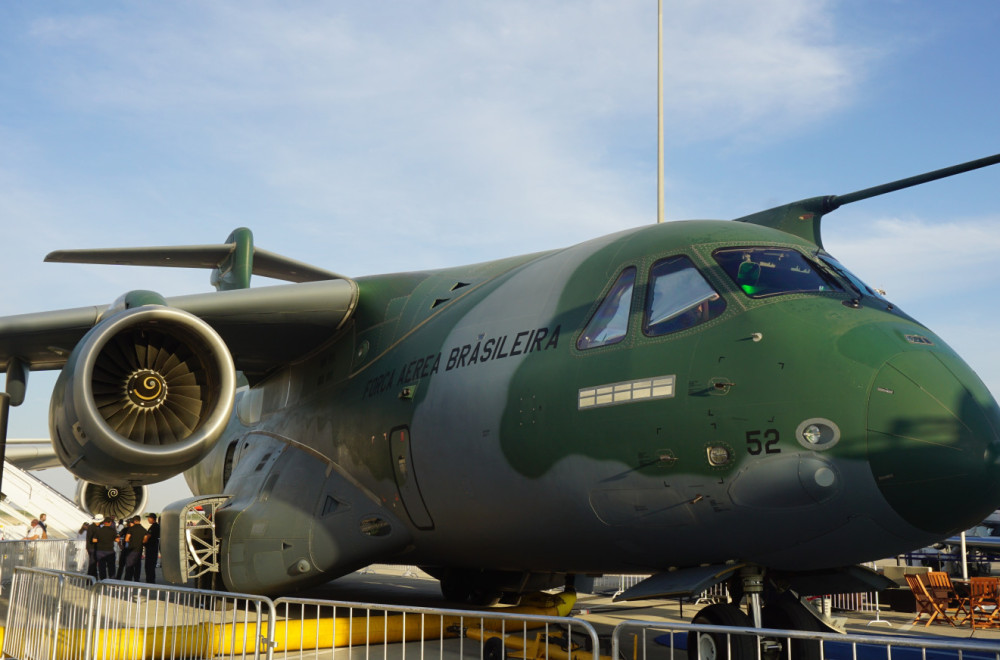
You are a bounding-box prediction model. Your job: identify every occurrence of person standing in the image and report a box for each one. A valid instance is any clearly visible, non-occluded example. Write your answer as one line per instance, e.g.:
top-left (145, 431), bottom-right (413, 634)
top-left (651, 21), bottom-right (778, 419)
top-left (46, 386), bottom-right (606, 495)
top-left (25, 519), bottom-right (43, 540)
top-left (77, 522), bottom-right (90, 573)
top-left (144, 513), bottom-right (160, 584)
top-left (93, 517), bottom-right (119, 580)
top-left (115, 518), bottom-right (129, 579)
top-left (38, 513), bottom-right (48, 538)
top-left (86, 520), bottom-right (100, 577)
top-left (124, 516), bottom-right (144, 581)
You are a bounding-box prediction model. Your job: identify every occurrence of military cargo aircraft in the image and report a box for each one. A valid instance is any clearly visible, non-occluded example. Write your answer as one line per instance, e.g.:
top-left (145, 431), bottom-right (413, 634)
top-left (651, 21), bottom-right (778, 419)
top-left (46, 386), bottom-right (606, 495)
top-left (1, 154), bottom-right (999, 646)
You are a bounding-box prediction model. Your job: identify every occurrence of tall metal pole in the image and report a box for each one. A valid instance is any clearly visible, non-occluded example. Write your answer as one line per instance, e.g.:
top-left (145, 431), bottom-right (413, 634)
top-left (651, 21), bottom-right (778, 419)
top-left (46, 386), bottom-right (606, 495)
top-left (961, 531), bottom-right (969, 580)
top-left (0, 393), bottom-right (9, 502)
top-left (0, 359), bottom-right (27, 505)
top-left (657, 0), bottom-right (665, 224)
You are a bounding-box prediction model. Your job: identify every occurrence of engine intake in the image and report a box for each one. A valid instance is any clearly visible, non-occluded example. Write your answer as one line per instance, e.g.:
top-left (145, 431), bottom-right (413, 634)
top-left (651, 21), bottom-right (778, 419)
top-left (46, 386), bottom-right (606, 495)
top-left (76, 480), bottom-right (149, 520)
top-left (50, 305), bottom-right (236, 486)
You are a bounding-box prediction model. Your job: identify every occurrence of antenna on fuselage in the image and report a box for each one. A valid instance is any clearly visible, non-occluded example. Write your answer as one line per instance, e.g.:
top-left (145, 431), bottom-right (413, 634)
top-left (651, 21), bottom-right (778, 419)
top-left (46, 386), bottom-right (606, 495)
top-left (656, 0), bottom-right (665, 224)
top-left (734, 152), bottom-right (1000, 248)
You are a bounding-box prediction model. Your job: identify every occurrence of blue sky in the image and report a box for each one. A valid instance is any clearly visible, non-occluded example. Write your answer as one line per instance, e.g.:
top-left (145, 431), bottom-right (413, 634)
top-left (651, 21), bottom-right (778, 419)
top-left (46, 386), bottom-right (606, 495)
top-left (2, 1), bottom-right (999, 510)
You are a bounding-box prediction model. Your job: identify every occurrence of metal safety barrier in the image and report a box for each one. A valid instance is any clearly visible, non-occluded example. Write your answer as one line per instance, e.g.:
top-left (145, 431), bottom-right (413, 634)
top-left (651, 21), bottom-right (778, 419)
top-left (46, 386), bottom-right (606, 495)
top-left (827, 563), bottom-right (881, 614)
top-left (590, 574), bottom-right (649, 596)
top-left (273, 596), bottom-right (602, 660)
top-left (611, 618), bottom-right (1000, 660)
top-left (3, 571), bottom-right (596, 660)
top-left (9, 567), bottom-right (996, 660)
top-left (2, 569), bottom-right (276, 660)
top-left (88, 579), bottom-right (276, 660)
top-left (4, 567), bottom-right (96, 660)
top-left (0, 539), bottom-right (88, 599)
top-left (826, 591), bottom-right (878, 612)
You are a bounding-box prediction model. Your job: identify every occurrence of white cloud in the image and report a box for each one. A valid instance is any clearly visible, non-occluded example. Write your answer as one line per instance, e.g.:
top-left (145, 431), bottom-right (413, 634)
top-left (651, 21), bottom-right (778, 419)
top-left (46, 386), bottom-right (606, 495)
top-left (824, 215), bottom-right (1000, 304)
top-left (28, 1), bottom-right (863, 132)
top-left (662, 0), bottom-right (865, 141)
top-left (12, 0), bottom-right (872, 275)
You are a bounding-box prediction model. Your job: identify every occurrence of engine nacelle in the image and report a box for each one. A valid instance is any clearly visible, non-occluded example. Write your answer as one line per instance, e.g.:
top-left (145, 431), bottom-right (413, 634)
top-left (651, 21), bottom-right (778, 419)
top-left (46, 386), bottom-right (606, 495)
top-left (50, 305), bottom-right (236, 486)
top-left (76, 480), bottom-right (149, 520)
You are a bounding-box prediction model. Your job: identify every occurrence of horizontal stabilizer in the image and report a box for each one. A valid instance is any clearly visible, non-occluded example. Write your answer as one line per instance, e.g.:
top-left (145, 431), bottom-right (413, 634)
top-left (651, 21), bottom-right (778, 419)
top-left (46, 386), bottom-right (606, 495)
top-left (45, 227), bottom-right (350, 290)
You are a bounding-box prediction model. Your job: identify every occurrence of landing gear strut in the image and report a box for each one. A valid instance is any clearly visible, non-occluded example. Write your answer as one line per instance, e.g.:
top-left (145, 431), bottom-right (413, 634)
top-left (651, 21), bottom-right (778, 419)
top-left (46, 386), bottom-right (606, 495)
top-left (687, 566), bottom-right (825, 660)
top-left (740, 566), bottom-right (764, 629)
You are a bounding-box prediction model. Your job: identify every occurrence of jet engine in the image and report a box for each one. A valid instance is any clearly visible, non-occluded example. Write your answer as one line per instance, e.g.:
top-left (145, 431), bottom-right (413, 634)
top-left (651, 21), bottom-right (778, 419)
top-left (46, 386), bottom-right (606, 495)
top-left (76, 480), bottom-right (149, 520)
top-left (50, 304), bottom-right (236, 487)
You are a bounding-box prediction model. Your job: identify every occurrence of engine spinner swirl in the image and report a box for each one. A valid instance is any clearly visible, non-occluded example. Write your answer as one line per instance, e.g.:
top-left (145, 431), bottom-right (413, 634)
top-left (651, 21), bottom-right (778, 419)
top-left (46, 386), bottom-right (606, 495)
top-left (126, 369), bottom-right (168, 409)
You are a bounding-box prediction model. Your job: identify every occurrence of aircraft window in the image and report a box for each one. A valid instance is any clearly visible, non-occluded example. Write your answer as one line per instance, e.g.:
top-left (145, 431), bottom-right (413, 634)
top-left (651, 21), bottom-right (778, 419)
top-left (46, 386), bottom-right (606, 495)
top-left (714, 248), bottom-right (841, 298)
top-left (577, 267), bottom-right (636, 350)
top-left (818, 255), bottom-right (887, 301)
top-left (643, 256), bottom-right (726, 336)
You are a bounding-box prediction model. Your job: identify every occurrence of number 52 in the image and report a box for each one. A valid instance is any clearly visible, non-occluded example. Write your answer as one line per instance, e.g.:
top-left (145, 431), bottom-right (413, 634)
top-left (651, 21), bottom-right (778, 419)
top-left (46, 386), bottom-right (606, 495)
top-left (746, 429), bottom-right (780, 455)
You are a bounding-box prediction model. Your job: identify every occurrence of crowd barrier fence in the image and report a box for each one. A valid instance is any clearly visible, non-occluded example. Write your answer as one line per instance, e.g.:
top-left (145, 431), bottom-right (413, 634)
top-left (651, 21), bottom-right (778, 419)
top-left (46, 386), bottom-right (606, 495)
top-left (3, 568), bottom-right (275, 660)
top-left (0, 539), bottom-right (88, 601)
top-left (272, 594), bottom-right (601, 660)
top-left (4, 566), bottom-right (996, 660)
top-left (611, 617), bottom-right (1000, 660)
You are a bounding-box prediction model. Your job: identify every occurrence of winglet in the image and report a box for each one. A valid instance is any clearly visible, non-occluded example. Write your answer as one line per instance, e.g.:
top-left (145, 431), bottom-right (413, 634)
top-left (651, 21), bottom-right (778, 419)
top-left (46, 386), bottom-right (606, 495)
top-left (45, 227), bottom-right (351, 291)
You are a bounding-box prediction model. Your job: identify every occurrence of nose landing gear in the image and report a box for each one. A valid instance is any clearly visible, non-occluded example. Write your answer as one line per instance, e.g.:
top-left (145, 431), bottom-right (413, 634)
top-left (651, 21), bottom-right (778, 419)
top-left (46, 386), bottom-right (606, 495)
top-left (686, 567), bottom-right (825, 660)
top-left (687, 603), bottom-right (755, 660)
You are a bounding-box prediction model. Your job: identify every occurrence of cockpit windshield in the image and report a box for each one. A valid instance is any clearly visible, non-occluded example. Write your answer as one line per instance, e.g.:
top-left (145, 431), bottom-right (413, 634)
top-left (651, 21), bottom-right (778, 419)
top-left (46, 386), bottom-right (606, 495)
top-left (714, 247), bottom-right (841, 298)
top-left (818, 254), bottom-right (888, 302)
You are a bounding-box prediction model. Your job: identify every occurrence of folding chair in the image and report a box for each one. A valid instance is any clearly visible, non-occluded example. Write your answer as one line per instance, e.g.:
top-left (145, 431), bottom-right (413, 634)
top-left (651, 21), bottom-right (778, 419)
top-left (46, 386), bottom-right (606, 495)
top-left (926, 572), bottom-right (969, 623)
top-left (904, 573), bottom-right (955, 626)
top-left (966, 577), bottom-right (1000, 629)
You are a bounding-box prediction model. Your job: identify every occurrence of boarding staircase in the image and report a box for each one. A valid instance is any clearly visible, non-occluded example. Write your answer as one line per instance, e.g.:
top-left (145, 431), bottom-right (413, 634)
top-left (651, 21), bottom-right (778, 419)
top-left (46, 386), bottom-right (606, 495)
top-left (0, 462), bottom-right (89, 540)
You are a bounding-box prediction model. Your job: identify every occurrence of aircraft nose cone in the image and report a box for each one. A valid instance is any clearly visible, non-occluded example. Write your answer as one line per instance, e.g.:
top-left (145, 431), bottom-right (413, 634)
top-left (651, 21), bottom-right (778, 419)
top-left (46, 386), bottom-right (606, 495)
top-left (868, 350), bottom-right (1000, 536)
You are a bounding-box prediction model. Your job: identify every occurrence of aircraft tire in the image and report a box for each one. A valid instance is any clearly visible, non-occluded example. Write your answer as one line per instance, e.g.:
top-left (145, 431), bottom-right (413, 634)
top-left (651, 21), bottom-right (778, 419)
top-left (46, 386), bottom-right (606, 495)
top-left (761, 594), bottom-right (822, 660)
top-left (687, 604), bottom-right (755, 660)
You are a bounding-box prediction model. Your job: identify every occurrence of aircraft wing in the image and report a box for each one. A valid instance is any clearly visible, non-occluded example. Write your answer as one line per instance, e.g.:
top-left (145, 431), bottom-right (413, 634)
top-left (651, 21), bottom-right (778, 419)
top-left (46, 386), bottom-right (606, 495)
top-left (3, 440), bottom-right (61, 470)
top-left (0, 278), bottom-right (358, 380)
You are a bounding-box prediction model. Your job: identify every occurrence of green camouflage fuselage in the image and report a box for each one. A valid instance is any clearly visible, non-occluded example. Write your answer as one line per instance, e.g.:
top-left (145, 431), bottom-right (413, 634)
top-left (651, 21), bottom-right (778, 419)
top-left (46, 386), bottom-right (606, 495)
top-left (189, 219), bottom-right (1000, 594)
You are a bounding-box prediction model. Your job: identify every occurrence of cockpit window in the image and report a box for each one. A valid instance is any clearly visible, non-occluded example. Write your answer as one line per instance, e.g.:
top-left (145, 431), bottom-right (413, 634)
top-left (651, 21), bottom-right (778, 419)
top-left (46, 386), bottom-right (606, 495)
top-left (714, 247), bottom-right (841, 298)
top-left (819, 255), bottom-right (887, 301)
top-left (577, 267), bottom-right (636, 350)
top-left (644, 256), bottom-right (726, 336)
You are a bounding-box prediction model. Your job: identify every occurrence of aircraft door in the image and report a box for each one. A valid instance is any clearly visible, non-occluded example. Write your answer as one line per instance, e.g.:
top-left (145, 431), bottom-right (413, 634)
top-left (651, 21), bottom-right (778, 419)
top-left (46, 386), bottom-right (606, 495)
top-left (222, 440), bottom-right (238, 488)
top-left (388, 426), bottom-right (435, 530)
